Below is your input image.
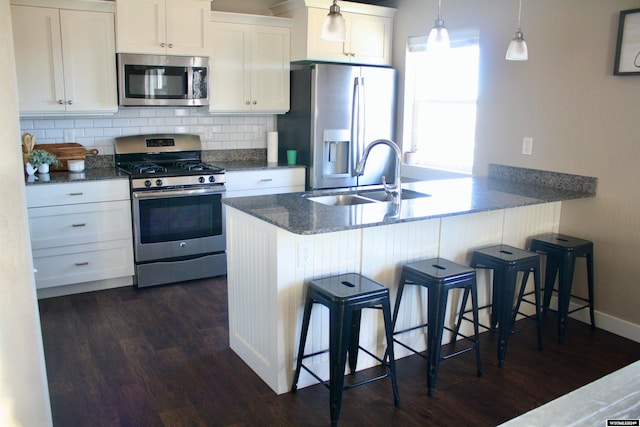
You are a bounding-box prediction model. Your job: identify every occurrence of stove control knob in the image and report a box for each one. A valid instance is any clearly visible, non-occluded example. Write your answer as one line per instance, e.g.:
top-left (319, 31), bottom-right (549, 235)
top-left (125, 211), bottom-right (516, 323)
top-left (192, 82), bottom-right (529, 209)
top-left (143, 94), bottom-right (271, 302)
top-left (144, 180), bottom-right (152, 188)
top-left (155, 179), bottom-right (163, 187)
top-left (209, 176), bottom-right (216, 183)
top-left (198, 176), bottom-right (205, 184)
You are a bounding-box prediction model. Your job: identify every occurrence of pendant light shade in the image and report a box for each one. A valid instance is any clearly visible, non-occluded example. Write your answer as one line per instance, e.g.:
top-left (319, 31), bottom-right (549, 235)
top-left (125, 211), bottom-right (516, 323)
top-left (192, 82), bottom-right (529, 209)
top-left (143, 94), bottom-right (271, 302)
top-left (427, 0), bottom-right (450, 51)
top-left (506, 0), bottom-right (528, 61)
top-left (321, 0), bottom-right (347, 42)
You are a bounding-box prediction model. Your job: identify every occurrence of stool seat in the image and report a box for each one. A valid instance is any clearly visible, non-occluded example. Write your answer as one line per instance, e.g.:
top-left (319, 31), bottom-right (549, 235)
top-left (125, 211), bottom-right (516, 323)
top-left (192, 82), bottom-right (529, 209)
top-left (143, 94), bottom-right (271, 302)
top-left (392, 258), bottom-right (482, 396)
top-left (291, 273), bottom-right (400, 427)
top-left (470, 245), bottom-right (543, 367)
top-left (530, 233), bottom-right (595, 344)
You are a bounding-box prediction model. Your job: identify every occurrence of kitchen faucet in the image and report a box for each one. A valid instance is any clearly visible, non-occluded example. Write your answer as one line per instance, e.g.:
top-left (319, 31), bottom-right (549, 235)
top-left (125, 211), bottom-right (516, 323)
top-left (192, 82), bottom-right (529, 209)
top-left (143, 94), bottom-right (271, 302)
top-left (355, 139), bottom-right (402, 205)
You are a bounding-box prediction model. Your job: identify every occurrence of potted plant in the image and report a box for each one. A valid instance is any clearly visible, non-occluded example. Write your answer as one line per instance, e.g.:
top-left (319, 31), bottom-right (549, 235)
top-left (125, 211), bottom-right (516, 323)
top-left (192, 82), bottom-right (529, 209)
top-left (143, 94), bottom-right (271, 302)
top-left (28, 149), bottom-right (62, 173)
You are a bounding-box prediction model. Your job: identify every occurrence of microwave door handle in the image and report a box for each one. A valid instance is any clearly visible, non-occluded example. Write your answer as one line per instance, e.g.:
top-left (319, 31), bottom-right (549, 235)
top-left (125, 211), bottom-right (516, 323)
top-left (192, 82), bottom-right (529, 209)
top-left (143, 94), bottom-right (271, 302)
top-left (186, 66), bottom-right (193, 99)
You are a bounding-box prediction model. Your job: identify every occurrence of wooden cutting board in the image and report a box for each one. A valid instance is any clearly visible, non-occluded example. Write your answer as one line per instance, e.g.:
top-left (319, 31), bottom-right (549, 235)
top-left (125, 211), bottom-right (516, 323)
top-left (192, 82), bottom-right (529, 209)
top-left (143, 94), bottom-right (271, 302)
top-left (33, 143), bottom-right (99, 171)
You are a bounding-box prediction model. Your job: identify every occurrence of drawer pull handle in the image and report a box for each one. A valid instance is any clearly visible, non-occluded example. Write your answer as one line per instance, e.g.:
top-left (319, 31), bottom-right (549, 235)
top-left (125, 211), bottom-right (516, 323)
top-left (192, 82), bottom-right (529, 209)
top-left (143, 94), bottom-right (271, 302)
top-left (260, 178), bottom-right (273, 182)
top-left (69, 192), bottom-right (83, 196)
top-left (72, 223), bottom-right (86, 227)
top-left (75, 262), bottom-right (89, 266)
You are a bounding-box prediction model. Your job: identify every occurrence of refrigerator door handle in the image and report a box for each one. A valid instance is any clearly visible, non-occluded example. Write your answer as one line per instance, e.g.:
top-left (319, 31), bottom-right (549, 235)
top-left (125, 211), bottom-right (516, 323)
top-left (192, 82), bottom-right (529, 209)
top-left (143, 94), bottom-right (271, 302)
top-left (350, 76), bottom-right (359, 176)
top-left (358, 76), bottom-right (366, 158)
top-left (351, 76), bottom-right (366, 176)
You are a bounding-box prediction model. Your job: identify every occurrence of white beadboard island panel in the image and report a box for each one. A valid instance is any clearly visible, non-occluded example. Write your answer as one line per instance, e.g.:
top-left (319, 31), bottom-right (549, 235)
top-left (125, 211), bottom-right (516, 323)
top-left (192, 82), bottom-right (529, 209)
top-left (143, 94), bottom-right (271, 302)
top-left (225, 202), bottom-right (563, 394)
top-left (360, 219), bottom-right (441, 359)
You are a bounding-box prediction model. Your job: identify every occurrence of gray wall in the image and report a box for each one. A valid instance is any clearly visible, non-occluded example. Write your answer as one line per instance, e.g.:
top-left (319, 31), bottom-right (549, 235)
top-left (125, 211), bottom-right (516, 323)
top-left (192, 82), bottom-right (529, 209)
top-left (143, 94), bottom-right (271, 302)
top-left (392, 0), bottom-right (640, 329)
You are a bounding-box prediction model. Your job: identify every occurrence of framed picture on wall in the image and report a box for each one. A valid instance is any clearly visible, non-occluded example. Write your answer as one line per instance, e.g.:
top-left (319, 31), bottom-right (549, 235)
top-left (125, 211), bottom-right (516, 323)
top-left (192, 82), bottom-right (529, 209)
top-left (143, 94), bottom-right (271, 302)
top-left (614, 8), bottom-right (640, 75)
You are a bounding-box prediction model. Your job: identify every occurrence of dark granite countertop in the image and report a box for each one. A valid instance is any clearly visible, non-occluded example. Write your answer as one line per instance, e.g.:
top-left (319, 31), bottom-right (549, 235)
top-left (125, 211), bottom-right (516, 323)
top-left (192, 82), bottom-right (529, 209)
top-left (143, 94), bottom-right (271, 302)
top-left (24, 167), bottom-right (128, 185)
top-left (222, 176), bottom-right (595, 235)
top-left (23, 161), bottom-right (303, 186)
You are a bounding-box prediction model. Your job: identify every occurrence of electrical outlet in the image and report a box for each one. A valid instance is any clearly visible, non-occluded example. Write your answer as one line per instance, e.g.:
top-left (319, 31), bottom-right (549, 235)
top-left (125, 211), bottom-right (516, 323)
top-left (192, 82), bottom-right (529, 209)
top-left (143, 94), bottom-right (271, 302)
top-left (64, 129), bottom-right (75, 142)
top-left (297, 241), bottom-right (313, 268)
top-left (522, 137), bottom-right (533, 155)
top-left (205, 127), bottom-right (215, 139)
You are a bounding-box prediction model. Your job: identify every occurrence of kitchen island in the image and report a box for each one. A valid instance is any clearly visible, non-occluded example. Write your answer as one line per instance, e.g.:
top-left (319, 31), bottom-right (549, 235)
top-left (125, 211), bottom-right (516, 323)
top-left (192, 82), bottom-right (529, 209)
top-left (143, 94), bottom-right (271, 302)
top-left (222, 165), bottom-right (596, 394)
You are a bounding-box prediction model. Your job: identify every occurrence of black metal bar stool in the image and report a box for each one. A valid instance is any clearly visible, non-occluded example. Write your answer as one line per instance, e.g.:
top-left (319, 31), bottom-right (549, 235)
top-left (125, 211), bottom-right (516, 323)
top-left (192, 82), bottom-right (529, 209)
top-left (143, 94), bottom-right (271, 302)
top-left (291, 273), bottom-right (400, 427)
top-left (530, 233), bottom-right (595, 344)
top-left (469, 245), bottom-right (543, 367)
top-left (391, 258), bottom-right (482, 396)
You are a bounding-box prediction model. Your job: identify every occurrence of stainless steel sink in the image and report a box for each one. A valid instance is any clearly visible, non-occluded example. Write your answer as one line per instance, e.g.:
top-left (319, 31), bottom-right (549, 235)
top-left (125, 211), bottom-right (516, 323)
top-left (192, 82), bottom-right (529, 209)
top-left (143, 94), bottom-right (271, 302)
top-left (308, 189), bottom-right (431, 206)
top-left (307, 194), bottom-right (377, 206)
top-left (357, 189), bottom-right (431, 202)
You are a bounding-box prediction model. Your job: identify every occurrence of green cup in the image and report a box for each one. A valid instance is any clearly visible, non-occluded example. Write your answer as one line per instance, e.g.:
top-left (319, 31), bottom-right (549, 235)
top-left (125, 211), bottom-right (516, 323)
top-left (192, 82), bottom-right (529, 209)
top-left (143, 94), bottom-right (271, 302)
top-left (286, 149), bottom-right (297, 165)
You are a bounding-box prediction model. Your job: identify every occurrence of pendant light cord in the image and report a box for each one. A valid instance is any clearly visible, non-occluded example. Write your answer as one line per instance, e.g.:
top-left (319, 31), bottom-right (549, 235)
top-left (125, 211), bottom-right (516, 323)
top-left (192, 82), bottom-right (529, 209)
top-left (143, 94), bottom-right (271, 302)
top-left (517, 0), bottom-right (522, 31)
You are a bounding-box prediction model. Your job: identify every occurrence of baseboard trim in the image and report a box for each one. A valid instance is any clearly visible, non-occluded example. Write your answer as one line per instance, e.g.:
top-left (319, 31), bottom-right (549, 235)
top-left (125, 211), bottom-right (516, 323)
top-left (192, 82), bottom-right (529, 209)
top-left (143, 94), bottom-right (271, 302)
top-left (36, 276), bottom-right (133, 299)
top-left (548, 297), bottom-right (640, 343)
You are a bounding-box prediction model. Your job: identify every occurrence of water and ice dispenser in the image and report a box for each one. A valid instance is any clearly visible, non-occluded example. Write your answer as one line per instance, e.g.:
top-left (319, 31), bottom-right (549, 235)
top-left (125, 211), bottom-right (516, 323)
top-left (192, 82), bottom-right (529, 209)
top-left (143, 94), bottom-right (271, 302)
top-left (322, 129), bottom-right (350, 177)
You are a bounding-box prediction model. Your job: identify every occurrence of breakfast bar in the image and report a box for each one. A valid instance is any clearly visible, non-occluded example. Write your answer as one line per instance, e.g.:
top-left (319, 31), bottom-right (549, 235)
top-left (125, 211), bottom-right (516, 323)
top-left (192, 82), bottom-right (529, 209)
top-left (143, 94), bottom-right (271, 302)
top-left (222, 166), bottom-right (596, 394)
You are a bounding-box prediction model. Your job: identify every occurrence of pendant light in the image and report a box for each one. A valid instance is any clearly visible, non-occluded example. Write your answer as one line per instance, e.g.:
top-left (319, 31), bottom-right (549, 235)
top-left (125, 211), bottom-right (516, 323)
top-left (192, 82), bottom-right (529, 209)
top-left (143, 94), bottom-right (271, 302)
top-left (321, 0), bottom-right (347, 42)
top-left (506, 0), bottom-right (528, 61)
top-left (427, 0), bottom-right (450, 51)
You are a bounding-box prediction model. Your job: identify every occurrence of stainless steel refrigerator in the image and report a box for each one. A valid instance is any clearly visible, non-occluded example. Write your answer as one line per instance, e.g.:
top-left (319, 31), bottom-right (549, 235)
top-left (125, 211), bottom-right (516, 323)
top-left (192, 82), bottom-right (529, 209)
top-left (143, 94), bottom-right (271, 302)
top-left (277, 63), bottom-right (396, 190)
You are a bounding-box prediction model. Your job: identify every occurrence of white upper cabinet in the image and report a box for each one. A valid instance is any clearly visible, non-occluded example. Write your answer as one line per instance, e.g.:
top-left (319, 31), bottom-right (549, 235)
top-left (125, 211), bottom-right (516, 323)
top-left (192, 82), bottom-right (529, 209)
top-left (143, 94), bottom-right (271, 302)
top-left (270, 0), bottom-right (395, 66)
top-left (209, 13), bottom-right (290, 114)
top-left (11, 4), bottom-right (118, 115)
top-left (116, 0), bottom-right (210, 56)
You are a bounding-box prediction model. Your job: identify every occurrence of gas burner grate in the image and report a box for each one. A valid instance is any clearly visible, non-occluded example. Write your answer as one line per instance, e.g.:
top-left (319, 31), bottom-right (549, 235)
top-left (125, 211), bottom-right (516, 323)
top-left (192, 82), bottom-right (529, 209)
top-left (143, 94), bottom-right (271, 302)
top-left (129, 163), bottom-right (168, 174)
top-left (175, 161), bottom-right (222, 172)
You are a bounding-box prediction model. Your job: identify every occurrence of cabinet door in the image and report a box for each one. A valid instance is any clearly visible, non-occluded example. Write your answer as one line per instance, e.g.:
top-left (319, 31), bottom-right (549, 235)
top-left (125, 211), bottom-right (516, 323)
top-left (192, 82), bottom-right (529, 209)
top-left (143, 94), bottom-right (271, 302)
top-left (302, 7), bottom-right (392, 66)
top-left (349, 13), bottom-right (392, 66)
top-left (11, 5), bottom-right (66, 113)
top-left (210, 21), bottom-right (290, 113)
top-left (209, 22), bottom-right (251, 112)
top-left (115, 0), bottom-right (166, 54)
top-left (165, 0), bottom-right (210, 56)
top-left (251, 25), bottom-right (290, 113)
top-left (60, 10), bottom-right (118, 113)
top-left (306, 7), bottom-right (350, 62)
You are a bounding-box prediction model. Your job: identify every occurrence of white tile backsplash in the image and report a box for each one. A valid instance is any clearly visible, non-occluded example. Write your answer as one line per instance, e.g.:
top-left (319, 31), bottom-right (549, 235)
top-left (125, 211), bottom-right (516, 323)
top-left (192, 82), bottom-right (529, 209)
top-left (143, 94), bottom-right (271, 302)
top-left (20, 107), bottom-right (276, 156)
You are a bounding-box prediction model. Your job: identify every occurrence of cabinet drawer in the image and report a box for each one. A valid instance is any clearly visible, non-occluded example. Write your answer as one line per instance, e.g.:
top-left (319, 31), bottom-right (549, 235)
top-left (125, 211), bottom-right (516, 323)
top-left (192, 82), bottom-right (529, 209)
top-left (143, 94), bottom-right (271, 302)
top-left (32, 239), bottom-right (134, 289)
top-left (28, 200), bottom-right (132, 250)
top-left (225, 168), bottom-right (305, 192)
top-left (26, 179), bottom-right (130, 208)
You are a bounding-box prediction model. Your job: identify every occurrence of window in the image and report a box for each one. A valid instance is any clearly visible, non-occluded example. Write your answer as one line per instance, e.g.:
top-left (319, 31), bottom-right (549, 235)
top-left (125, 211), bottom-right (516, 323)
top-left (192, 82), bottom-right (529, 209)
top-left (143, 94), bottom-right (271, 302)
top-left (403, 29), bottom-right (480, 174)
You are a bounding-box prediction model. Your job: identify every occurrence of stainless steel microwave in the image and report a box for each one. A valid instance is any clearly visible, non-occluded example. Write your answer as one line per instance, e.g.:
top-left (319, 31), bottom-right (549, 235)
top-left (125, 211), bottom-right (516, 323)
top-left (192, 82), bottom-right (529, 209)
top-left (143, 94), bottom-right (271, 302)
top-left (117, 53), bottom-right (209, 107)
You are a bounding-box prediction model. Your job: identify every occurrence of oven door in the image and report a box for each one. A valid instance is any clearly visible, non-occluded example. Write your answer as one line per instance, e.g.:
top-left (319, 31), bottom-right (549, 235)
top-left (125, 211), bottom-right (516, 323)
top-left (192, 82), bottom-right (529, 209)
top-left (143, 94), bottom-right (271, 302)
top-left (132, 186), bottom-right (225, 262)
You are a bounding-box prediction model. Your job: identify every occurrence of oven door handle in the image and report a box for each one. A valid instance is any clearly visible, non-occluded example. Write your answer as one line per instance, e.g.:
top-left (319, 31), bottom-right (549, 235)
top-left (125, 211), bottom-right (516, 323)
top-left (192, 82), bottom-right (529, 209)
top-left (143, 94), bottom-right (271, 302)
top-left (133, 187), bottom-right (225, 200)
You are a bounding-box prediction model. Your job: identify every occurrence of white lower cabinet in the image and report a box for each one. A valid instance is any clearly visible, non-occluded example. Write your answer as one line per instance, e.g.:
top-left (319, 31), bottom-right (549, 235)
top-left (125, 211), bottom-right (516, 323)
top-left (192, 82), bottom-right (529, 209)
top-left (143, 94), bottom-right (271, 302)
top-left (26, 179), bottom-right (134, 297)
top-left (225, 168), bottom-right (305, 198)
top-left (32, 240), bottom-right (133, 290)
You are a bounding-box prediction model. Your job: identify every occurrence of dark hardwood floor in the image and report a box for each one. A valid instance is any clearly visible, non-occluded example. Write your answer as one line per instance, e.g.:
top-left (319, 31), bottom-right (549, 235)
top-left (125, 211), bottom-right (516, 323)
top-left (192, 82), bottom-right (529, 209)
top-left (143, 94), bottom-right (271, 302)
top-left (39, 276), bottom-right (640, 426)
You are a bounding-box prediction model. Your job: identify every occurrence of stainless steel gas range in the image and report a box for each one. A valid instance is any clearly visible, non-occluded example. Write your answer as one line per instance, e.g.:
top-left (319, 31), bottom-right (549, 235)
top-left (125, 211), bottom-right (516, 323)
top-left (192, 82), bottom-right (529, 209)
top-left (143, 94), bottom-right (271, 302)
top-left (115, 133), bottom-right (226, 288)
